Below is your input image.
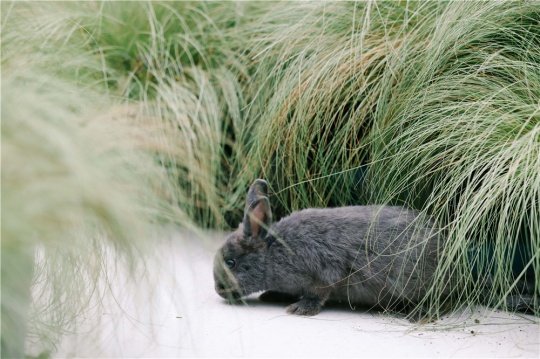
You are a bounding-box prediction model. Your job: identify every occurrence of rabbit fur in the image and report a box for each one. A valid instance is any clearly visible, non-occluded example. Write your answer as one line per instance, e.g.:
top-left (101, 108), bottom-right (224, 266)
top-left (213, 179), bottom-right (447, 316)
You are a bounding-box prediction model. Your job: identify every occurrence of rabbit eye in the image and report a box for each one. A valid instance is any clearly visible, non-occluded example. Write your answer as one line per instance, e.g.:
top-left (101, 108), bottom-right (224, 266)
top-left (225, 259), bottom-right (236, 269)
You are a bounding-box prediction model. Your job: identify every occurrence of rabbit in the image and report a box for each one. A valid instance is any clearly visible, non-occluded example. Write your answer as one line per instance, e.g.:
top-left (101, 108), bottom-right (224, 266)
top-left (213, 179), bottom-right (449, 317)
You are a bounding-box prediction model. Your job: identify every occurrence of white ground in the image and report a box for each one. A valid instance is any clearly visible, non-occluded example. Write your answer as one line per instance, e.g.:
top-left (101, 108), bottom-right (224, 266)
top-left (51, 230), bottom-right (539, 358)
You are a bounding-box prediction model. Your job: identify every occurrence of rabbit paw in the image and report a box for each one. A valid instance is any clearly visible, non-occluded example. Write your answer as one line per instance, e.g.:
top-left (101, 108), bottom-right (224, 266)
top-left (286, 298), bottom-right (322, 316)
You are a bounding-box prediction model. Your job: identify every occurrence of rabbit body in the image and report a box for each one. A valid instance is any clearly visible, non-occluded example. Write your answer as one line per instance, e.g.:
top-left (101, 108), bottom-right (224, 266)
top-left (213, 180), bottom-right (445, 316)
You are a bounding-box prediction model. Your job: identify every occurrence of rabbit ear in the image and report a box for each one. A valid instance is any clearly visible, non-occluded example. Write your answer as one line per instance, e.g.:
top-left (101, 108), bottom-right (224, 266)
top-left (245, 179), bottom-right (268, 210)
top-left (243, 197), bottom-right (272, 239)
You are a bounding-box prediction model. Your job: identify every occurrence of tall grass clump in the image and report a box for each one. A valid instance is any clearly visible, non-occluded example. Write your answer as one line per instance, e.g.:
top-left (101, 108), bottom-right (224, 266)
top-left (238, 1), bottom-right (439, 216)
top-left (89, 0), bottom-right (263, 228)
top-left (3, 0), bottom-right (261, 228)
top-left (239, 1), bottom-right (539, 316)
top-left (366, 1), bottom-right (540, 315)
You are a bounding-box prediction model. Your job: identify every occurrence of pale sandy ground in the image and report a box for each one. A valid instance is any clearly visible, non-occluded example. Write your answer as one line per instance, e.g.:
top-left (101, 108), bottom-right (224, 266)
top-left (50, 230), bottom-right (539, 358)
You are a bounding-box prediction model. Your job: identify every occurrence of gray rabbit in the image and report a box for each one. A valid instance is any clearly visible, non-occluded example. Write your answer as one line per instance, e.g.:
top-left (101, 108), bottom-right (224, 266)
top-left (213, 179), bottom-right (448, 316)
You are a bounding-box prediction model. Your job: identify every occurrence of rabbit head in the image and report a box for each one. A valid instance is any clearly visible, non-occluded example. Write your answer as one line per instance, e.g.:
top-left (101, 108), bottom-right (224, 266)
top-left (213, 179), bottom-right (272, 300)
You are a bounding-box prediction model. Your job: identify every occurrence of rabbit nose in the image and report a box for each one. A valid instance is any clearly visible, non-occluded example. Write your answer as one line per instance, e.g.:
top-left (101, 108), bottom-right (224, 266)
top-left (215, 282), bottom-right (232, 299)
